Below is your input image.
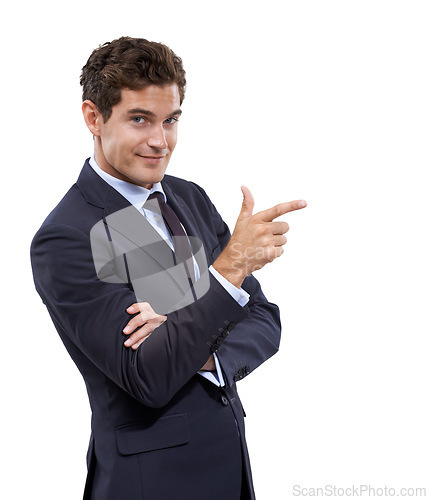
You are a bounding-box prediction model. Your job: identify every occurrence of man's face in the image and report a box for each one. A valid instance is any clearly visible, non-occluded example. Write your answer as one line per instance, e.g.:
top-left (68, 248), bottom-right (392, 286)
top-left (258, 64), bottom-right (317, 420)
top-left (95, 84), bottom-right (181, 189)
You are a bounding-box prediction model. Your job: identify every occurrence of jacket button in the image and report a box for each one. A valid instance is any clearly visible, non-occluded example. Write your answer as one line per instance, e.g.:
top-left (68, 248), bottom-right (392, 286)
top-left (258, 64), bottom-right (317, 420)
top-left (210, 342), bottom-right (219, 353)
top-left (220, 395), bottom-right (229, 406)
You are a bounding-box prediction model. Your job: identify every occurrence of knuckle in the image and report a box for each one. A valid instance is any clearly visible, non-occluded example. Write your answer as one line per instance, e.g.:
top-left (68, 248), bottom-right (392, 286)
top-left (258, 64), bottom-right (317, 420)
top-left (275, 222), bottom-right (287, 234)
top-left (260, 236), bottom-right (270, 247)
top-left (249, 215), bottom-right (258, 225)
top-left (131, 333), bottom-right (142, 343)
top-left (133, 328), bottom-right (143, 338)
top-left (265, 248), bottom-right (275, 262)
top-left (132, 316), bottom-right (142, 327)
top-left (125, 322), bottom-right (135, 333)
top-left (260, 224), bottom-right (270, 236)
top-left (255, 224), bottom-right (264, 237)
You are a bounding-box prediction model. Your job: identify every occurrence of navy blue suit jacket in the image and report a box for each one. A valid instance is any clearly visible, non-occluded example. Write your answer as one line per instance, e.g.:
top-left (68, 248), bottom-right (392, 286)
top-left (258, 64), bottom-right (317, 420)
top-left (30, 160), bottom-right (281, 500)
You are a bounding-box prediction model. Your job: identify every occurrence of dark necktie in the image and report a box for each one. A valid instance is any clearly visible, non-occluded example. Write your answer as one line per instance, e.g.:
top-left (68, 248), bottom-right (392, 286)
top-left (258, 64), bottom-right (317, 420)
top-left (146, 192), bottom-right (196, 285)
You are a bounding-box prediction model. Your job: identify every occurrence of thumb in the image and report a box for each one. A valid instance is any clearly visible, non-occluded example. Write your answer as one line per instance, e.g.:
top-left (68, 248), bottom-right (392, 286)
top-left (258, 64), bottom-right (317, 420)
top-left (237, 185), bottom-right (254, 221)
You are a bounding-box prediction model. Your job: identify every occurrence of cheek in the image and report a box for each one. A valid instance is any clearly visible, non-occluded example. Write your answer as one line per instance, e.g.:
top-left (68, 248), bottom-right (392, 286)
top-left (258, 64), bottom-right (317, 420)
top-left (103, 140), bottom-right (120, 165)
top-left (104, 132), bottom-right (133, 163)
top-left (167, 130), bottom-right (178, 151)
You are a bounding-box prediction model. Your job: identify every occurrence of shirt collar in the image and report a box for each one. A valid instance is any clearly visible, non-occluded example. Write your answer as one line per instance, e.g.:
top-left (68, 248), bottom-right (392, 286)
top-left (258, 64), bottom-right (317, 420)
top-left (89, 156), bottom-right (167, 211)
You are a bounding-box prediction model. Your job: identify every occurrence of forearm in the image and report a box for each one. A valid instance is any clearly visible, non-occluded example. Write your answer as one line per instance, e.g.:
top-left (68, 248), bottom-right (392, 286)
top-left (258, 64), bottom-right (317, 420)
top-left (191, 183), bottom-right (282, 385)
top-left (214, 273), bottom-right (281, 387)
top-left (132, 274), bottom-right (248, 405)
top-left (31, 224), bottom-right (248, 408)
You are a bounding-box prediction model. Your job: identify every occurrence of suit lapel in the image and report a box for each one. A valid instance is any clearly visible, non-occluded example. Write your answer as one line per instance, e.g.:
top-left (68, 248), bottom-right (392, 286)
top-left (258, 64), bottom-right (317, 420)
top-left (162, 183), bottom-right (212, 272)
top-left (78, 160), bottom-right (209, 294)
top-left (162, 183), bottom-right (204, 241)
top-left (77, 161), bottom-right (186, 293)
top-left (104, 194), bottom-right (193, 295)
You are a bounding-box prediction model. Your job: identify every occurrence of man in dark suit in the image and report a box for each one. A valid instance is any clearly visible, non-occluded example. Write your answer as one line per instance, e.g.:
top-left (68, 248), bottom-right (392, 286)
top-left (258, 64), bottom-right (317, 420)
top-left (31, 37), bottom-right (306, 499)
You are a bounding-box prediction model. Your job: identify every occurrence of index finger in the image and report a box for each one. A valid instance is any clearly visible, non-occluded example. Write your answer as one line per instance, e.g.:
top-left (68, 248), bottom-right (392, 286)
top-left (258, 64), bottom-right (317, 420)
top-left (257, 200), bottom-right (307, 222)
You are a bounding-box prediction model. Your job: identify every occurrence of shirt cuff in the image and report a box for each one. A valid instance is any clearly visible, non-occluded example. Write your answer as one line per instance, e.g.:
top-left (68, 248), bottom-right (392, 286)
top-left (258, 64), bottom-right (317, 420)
top-left (208, 265), bottom-right (250, 307)
top-left (197, 353), bottom-right (225, 387)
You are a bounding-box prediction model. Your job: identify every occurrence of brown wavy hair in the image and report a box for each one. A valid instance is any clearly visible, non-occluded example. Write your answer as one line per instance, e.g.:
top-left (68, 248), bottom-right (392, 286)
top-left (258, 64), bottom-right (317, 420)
top-left (80, 36), bottom-right (186, 122)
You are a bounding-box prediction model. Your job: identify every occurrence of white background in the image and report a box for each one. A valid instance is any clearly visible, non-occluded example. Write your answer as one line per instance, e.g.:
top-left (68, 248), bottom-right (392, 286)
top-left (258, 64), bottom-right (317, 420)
top-left (1, 1), bottom-right (427, 498)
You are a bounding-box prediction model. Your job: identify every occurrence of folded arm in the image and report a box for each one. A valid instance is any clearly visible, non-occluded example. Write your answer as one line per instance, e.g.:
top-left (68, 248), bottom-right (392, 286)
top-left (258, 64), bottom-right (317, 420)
top-left (31, 223), bottom-right (248, 408)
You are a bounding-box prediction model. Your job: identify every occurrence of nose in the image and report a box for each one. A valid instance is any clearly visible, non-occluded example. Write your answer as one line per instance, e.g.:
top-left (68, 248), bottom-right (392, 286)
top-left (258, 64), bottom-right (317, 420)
top-left (147, 124), bottom-right (168, 150)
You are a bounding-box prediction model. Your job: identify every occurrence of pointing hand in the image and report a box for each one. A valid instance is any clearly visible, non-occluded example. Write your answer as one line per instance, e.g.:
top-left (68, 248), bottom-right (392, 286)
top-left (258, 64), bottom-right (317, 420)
top-left (213, 186), bottom-right (307, 287)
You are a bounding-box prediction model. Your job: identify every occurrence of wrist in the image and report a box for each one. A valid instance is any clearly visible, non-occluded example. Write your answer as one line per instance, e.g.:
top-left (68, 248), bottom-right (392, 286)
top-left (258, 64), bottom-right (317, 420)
top-left (200, 355), bottom-right (216, 371)
top-left (212, 253), bottom-right (246, 289)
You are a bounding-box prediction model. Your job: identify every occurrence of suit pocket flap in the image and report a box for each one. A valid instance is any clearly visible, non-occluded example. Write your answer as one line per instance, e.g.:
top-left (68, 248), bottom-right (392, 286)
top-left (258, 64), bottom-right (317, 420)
top-left (115, 412), bottom-right (190, 455)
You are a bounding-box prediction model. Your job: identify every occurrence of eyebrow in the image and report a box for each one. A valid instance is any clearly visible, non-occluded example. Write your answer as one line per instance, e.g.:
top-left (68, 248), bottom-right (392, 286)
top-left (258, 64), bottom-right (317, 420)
top-left (127, 108), bottom-right (182, 117)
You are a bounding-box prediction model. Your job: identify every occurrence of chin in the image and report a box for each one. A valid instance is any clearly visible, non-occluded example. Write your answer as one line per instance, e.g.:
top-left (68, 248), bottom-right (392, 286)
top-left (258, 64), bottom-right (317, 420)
top-left (135, 173), bottom-right (165, 188)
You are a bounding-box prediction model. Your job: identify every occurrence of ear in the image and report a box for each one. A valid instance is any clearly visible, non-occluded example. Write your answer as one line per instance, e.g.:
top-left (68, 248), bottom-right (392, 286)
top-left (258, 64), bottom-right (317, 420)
top-left (82, 100), bottom-right (103, 136)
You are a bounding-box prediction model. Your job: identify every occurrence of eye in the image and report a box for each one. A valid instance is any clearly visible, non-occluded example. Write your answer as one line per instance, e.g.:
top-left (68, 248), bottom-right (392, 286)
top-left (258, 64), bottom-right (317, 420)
top-left (132, 116), bottom-right (146, 124)
top-left (164, 117), bottom-right (179, 124)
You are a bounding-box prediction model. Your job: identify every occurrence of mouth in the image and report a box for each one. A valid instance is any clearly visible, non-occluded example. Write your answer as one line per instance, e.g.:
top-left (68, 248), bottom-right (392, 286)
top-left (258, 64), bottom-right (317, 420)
top-left (136, 154), bottom-right (167, 164)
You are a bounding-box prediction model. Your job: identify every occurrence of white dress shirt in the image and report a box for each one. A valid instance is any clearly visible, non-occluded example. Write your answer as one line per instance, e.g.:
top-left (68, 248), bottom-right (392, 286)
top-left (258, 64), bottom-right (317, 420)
top-left (89, 157), bottom-right (250, 386)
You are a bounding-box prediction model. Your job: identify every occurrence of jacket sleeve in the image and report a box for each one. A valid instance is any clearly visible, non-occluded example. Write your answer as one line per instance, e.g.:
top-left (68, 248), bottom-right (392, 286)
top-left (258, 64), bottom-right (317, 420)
top-left (30, 223), bottom-right (248, 408)
top-left (190, 183), bottom-right (282, 387)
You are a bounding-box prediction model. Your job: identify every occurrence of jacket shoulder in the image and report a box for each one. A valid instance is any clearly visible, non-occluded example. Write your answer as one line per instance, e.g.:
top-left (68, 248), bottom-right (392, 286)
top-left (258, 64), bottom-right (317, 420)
top-left (163, 174), bottom-right (212, 207)
top-left (163, 173), bottom-right (197, 192)
top-left (36, 184), bottom-right (103, 235)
